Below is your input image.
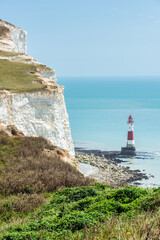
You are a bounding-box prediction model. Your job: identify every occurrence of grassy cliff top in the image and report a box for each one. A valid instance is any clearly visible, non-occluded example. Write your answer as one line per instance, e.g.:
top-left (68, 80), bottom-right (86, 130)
top-left (0, 59), bottom-right (45, 92)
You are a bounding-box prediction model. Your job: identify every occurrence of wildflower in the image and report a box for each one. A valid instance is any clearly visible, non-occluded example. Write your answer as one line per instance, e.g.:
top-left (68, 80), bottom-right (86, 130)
top-left (127, 232), bottom-right (131, 235)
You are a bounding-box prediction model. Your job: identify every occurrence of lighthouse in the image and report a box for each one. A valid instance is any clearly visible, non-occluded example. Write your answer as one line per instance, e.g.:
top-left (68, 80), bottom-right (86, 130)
top-left (121, 115), bottom-right (136, 156)
top-left (127, 115), bottom-right (135, 147)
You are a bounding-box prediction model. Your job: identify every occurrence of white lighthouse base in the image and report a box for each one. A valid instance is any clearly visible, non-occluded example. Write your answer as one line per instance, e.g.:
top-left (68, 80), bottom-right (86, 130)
top-left (121, 146), bottom-right (136, 156)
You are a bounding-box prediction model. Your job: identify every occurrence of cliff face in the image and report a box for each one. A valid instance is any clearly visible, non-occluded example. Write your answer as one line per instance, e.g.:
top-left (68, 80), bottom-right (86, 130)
top-left (0, 90), bottom-right (74, 156)
top-left (0, 20), bottom-right (75, 157)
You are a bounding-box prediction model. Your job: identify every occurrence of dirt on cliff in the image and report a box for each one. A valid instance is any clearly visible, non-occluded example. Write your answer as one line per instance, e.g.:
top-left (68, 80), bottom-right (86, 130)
top-left (0, 25), bottom-right (10, 39)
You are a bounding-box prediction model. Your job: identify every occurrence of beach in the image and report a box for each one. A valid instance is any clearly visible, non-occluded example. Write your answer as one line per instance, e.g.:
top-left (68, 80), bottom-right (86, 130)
top-left (76, 148), bottom-right (150, 187)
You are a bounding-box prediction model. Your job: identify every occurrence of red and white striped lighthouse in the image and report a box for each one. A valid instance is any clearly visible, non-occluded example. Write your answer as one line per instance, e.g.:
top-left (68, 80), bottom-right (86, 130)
top-left (127, 115), bottom-right (135, 147)
top-left (121, 115), bottom-right (136, 155)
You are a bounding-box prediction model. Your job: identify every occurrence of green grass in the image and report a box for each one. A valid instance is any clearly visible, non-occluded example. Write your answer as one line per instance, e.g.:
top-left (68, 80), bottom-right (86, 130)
top-left (0, 59), bottom-right (44, 92)
top-left (1, 183), bottom-right (160, 239)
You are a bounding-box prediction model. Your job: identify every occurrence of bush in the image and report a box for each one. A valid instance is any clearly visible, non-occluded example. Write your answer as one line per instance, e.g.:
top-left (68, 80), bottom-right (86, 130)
top-left (54, 211), bottom-right (102, 231)
top-left (112, 186), bottom-right (150, 204)
top-left (0, 135), bottom-right (92, 196)
top-left (0, 156), bottom-right (91, 195)
top-left (52, 186), bottom-right (98, 204)
top-left (2, 231), bottom-right (38, 240)
top-left (1, 184), bottom-right (156, 239)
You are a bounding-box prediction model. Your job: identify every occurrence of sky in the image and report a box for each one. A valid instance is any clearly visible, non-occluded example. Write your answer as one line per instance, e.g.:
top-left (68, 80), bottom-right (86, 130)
top-left (1, 0), bottom-right (160, 77)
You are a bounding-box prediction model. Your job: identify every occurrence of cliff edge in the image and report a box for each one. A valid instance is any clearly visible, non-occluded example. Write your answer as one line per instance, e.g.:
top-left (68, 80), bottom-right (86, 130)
top-left (0, 20), bottom-right (75, 157)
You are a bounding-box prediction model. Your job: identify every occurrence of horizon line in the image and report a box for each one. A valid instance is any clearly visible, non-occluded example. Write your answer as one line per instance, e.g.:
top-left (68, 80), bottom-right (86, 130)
top-left (57, 75), bottom-right (160, 78)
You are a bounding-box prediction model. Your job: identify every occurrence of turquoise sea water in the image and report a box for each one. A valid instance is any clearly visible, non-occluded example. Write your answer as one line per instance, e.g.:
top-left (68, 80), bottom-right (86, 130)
top-left (58, 77), bottom-right (160, 187)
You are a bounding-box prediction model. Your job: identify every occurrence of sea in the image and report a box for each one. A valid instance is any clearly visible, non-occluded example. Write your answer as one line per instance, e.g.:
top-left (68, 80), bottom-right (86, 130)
top-left (58, 77), bottom-right (160, 188)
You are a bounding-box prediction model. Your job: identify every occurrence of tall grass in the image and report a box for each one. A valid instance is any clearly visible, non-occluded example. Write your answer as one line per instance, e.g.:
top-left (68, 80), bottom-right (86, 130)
top-left (0, 133), bottom-right (92, 222)
top-left (72, 212), bottom-right (160, 240)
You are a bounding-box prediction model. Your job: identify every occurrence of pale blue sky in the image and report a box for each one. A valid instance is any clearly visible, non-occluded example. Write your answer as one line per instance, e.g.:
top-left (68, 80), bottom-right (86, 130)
top-left (1, 0), bottom-right (160, 76)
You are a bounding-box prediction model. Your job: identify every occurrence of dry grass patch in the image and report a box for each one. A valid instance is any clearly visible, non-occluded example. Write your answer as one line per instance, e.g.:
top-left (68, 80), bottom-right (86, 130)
top-left (0, 155), bottom-right (91, 195)
top-left (0, 133), bottom-right (93, 222)
top-left (79, 213), bottom-right (160, 240)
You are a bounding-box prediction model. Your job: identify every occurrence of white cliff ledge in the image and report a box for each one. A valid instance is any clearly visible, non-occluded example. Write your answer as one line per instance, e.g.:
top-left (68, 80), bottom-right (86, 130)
top-left (0, 20), bottom-right (75, 157)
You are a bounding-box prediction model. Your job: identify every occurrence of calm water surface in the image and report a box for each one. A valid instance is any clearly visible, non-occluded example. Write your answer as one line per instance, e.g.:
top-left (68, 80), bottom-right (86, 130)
top-left (58, 77), bottom-right (160, 187)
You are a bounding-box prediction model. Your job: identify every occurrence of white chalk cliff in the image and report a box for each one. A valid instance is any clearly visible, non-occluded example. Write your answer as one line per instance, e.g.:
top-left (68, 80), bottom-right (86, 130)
top-left (0, 20), bottom-right (75, 157)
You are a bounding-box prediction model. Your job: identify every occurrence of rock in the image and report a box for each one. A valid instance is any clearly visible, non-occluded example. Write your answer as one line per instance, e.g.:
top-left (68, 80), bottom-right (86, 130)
top-left (76, 151), bottom-right (150, 186)
top-left (0, 120), bottom-right (24, 137)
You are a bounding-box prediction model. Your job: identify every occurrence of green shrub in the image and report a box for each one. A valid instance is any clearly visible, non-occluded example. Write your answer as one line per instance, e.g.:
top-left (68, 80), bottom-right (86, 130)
top-left (112, 186), bottom-right (150, 204)
top-left (2, 231), bottom-right (38, 240)
top-left (1, 184), bottom-right (157, 239)
top-left (52, 185), bottom-right (98, 204)
top-left (54, 211), bottom-right (103, 232)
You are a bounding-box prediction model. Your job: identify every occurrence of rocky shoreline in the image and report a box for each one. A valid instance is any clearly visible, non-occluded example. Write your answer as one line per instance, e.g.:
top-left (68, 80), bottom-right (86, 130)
top-left (76, 148), bottom-right (149, 186)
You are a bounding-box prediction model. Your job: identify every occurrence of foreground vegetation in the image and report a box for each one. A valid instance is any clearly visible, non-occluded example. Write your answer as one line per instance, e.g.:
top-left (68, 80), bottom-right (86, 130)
top-left (0, 59), bottom-right (43, 92)
top-left (1, 183), bottom-right (160, 239)
top-left (0, 132), bottom-right (160, 239)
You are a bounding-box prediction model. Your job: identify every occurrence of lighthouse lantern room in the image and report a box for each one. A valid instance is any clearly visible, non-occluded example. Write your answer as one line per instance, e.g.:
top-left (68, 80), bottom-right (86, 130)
top-left (121, 115), bottom-right (136, 156)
